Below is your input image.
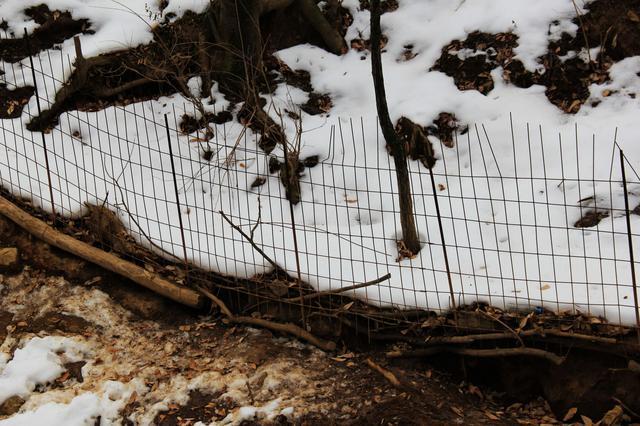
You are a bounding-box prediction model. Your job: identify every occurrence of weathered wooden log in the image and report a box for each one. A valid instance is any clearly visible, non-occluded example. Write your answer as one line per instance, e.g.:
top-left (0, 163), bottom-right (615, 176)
top-left (0, 195), bottom-right (205, 309)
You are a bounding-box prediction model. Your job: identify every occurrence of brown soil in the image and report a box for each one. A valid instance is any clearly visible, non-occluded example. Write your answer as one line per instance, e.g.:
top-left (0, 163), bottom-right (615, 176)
top-left (0, 4), bottom-right (93, 63)
top-left (2, 205), bottom-right (640, 423)
top-left (433, 0), bottom-right (640, 113)
top-left (0, 85), bottom-right (34, 119)
top-left (574, 210), bottom-right (610, 228)
top-left (22, 2), bottom-right (345, 133)
top-left (0, 241), bottom-right (552, 425)
top-left (301, 92), bottom-right (333, 115)
top-left (24, 10), bottom-right (206, 132)
top-left (426, 112), bottom-right (462, 148)
top-left (552, 0), bottom-right (640, 62)
top-left (432, 32), bottom-right (519, 95)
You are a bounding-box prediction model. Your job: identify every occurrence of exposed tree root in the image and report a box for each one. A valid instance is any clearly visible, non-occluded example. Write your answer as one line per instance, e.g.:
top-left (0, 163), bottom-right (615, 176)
top-left (387, 346), bottom-right (566, 365)
top-left (365, 358), bottom-right (402, 387)
top-left (197, 284), bottom-right (336, 351)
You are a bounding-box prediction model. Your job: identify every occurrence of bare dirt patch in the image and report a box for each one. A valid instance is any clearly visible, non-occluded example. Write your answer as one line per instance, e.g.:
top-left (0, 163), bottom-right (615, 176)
top-left (0, 85), bottom-right (34, 119)
top-left (1, 268), bottom-right (545, 425)
top-left (432, 31), bottom-right (518, 95)
top-left (0, 4), bottom-right (92, 62)
top-left (433, 0), bottom-right (640, 113)
top-left (0, 217), bottom-right (561, 425)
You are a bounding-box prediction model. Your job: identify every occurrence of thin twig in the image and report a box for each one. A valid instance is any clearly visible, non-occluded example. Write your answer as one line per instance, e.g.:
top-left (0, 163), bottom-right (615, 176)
top-left (478, 310), bottom-right (524, 347)
top-left (197, 284), bottom-right (336, 351)
top-left (250, 196), bottom-right (262, 240)
top-left (196, 285), bottom-right (233, 317)
top-left (233, 315), bottom-right (335, 351)
top-left (373, 329), bottom-right (618, 346)
top-left (570, 0), bottom-right (593, 67)
top-left (365, 358), bottom-right (401, 387)
top-left (111, 177), bottom-right (183, 263)
top-left (612, 397), bottom-right (640, 420)
top-left (219, 210), bottom-right (280, 270)
top-left (283, 273), bottom-right (392, 303)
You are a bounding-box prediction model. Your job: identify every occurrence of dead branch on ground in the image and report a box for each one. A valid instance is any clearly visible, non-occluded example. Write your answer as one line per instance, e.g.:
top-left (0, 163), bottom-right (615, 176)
top-left (283, 273), bottom-right (392, 302)
top-left (365, 358), bottom-right (402, 387)
top-left (197, 284), bottom-right (336, 351)
top-left (387, 346), bottom-right (565, 365)
top-left (0, 195), bottom-right (204, 308)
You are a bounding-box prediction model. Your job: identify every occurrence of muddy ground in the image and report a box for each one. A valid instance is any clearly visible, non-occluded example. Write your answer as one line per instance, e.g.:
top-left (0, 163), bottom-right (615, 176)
top-left (0, 216), bottom-right (569, 425)
top-left (2, 1), bottom-right (640, 424)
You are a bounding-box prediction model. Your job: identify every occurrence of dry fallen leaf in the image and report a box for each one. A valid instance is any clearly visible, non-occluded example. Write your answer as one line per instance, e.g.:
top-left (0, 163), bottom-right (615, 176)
top-left (468, 384), bottom-right (483, 399)
top-left (599, 405), bottom-right (623, 426)
top-left (580, 415), bottom-right (594, 426)
top-left (450, 406), bottom-right (464, 417)
top-left (344, 194), bottom-right (358, 204)
top-left (484, 411), bottom-right (499, 421)
top-left (562, 406), bottom-right (577, 422)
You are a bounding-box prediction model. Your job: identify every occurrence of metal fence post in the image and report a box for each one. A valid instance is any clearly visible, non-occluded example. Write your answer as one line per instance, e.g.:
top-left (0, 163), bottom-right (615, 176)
top-left (619, 148), bottom-right (640, 343)
top-left (428, 166), bottom-right (457, 313)
top-left (164, 114), bottom-right (190, 277)
top-left (24, 28), bottom-right (56, 224)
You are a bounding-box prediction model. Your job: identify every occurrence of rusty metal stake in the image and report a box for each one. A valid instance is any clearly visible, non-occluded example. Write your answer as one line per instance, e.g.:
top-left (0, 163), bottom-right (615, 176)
top-left (164, 114), bottom-right (189, 278)
top-left (428, 166), bottom-right (457, 316)
top-left (620, 148), bottom-right (640, 344)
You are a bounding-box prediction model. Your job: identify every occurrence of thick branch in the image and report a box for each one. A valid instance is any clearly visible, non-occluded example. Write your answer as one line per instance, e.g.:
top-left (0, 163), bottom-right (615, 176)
top-left (93, 77), bottom-right (155, 98)
top-left (0, 195), bottom-right (205, 309)
top-left (299, 0), bottom-right (346, 55)
top-left (197, 284), bottom-right (336, 351)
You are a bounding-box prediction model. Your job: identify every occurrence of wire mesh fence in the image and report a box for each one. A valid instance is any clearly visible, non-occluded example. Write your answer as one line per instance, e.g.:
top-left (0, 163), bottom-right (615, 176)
top-left (1, 44), bottom-right (639, 341)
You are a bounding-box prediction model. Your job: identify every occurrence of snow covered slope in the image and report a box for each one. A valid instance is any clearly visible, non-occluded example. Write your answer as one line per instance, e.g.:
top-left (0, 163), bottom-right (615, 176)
top-left (0, 0), bottom-right (639, 324)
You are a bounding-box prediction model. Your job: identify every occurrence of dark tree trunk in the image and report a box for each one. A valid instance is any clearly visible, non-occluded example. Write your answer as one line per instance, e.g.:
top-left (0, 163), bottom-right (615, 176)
top-left (207, 0), bottom-right (264, 96)
top-left (370, 0), bottom-right (421, 255)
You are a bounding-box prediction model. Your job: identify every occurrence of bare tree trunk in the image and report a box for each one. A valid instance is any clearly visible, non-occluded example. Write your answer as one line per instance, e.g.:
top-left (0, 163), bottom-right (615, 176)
top-left (370, 0), bottom-right (421, 255)
top-left (208, 0), bottom-right (264, 95)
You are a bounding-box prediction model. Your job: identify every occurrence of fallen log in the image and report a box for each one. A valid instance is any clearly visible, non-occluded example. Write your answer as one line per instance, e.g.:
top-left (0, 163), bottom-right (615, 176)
top-left (386, 346), bottom-right (565, 365)
top-left (0, 195), bottom-right (205, 309)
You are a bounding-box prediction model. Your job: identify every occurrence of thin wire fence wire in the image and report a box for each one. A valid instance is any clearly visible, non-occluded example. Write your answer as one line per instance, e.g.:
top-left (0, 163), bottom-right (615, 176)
top-left (0, 47), bottom-right (639, 335)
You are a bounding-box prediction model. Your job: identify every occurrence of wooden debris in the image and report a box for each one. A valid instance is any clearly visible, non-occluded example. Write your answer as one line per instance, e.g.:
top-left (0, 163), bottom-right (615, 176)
top-left (0, 195), bottom-right (205, 309)
top-left (197, 285), bottom-right (336, 351)
top-left (365, 358), bottom-right (401, 387)
top-left (387, 346), bottom-right (565, 365)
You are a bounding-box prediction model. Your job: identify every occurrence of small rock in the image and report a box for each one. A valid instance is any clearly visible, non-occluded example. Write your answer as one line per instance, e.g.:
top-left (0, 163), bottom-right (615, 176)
top-left (0, 247), bottom-right (18, 271)
top-left (164, 341), bottom-right (175, 355)
top-left (0, 395), bottom-right (25, 416)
